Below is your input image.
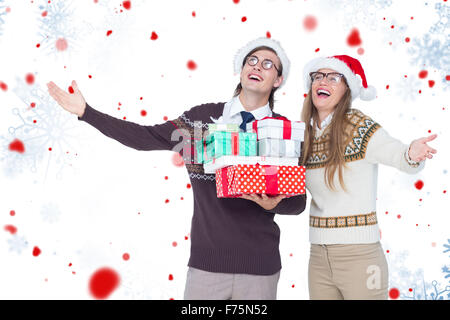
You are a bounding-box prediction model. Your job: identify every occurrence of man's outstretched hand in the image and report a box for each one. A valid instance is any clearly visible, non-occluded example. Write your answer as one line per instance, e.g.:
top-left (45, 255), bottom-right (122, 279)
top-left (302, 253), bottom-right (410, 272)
top-left (47, 80), bottom-right (86, 117)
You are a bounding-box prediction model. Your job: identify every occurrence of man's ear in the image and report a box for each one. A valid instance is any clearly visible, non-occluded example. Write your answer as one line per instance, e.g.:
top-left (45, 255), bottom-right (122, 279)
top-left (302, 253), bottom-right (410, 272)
top-left (273, 75), bottom-right (283, 89)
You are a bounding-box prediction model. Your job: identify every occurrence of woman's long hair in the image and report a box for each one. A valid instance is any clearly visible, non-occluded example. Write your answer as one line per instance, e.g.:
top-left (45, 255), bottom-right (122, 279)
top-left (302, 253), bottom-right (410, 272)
top-left (300, 84), bottom-right (353, 191)
top-left (233, 46), bottom-right (283, 111)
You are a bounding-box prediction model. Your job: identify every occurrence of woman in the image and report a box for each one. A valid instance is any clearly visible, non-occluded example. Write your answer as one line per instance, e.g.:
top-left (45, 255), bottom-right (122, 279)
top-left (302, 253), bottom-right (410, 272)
top-left (300, 55), bottom-right (437, 299)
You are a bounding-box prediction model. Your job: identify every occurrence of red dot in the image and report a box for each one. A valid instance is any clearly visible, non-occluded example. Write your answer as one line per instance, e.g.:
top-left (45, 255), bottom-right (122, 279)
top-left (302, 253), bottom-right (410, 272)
top-left (68, 86), bottom-right (74, 94)
top-left (386, 85), bottom-right (390, 90)
top-left (405, 37), bottom-right (410, 43)
top-left (88, 267), bottom-right (120, 300)
top-left (233, 0), bottom-right (240, 4)
top-left (30, 102), bottom-right (36, 108)
top-left (55, 38), bottom-right (68, 51)
top-left (303, 93), bottom-right (308, 98)
top-left (122, 1), bottom-right (131, 10)
top-left (172, 153), bottom-right (184, 167)
top-left (241, 16), bottom-right (247, 22)
top-left (48, 147), bottom-right (52, 151)
top-left (418, 70), bottom-right (428, 79)
top-left (428, 80), bottom-right (435, 88)
top-left (266, 31), bottom-right (271, 38)
top-left (192, 11), bottom-right (196, 17)
top-left (446, 75), bottom-right (450, 81)
top-left (41, 10), bottom-right (47, 17)
top-left (8, 139), bottom-right (25, 153)
top-left (347, 28), bottom-right (362, 47)
top-left (165, 199), bottom-right (169, 204)
top-left (414, 180), bottom-right (424, 190)
top-left (4, 225), bottom-right (17, 235)
top-left (409, 288), bottom-right (413, 292)
top-left (291, 284), bottom-right (295, 288)
top-left (315, 48), bottom-right (320, 52)
top-left (140, 110), bottom-right (147, 116)
top-left (163, 116), bottom-right (168, 121)
top-left (397, 214), bottom-right (401, 219)
top-left (303, 15), bottom-right (318, 31)
top-left (389, 288), bottom-right (400, 299)
top-left (10, 210), bottom-right (16, 216)
top-left (386, 250), bottom-right (390, 253)
top-left (172, 241), bottom-right (177, 247)
top-left (385, 211), bottom-right (388, 215)
top-left (150, 31), bottom-right (158, 40)
top-left (25, 73), bottom-right (35, 85)
top-left (357, 47), bottom-right (364, 55)
top-left (186, 183), bottom-right (191, 189)
top-left (185, 236), bottom-right (189, 240)
top-left (187, 60), bottom-right (197, 70)
top-left (106, 30), bottom-right (113, 36)
top-left (443, 190), bottom-right (447, 194)
top-left (122, 253), bottom-right (130, 261)
top-left (418, 90), bottom-right (422, 94)
top-left (69, 263), bottom-right (72, 267)
top-left (164, 176), bottom-right (168, 180)
top-left (168, 274), bottom-right (174, 281)
top-left (390, 25), bottom-right (395, 29)
top-left (88, 75), bottom-right (92, 79)
top-left (32, 246), bottom-right (41, 257)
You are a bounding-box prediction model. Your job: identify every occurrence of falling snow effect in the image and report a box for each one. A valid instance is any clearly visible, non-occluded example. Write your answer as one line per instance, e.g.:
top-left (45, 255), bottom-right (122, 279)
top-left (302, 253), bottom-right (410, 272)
top-left (0, 79), bottom-right (79, 180)
top-left (395, 75), bottom-right (421, 102)
top-left (40, 202), bottom-right (62, 223)
top-left (7, 235), bottom-right (29, 254)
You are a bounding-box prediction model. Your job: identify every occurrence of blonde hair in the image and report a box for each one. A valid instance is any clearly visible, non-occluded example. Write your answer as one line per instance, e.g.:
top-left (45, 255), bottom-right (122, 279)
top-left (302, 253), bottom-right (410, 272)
top-left (300, 85), bottom-right (353, 191)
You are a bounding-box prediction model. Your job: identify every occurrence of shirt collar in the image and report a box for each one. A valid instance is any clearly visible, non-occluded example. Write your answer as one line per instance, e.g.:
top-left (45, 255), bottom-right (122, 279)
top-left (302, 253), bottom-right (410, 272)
top-left (229, 95), bottom-right (272, 120)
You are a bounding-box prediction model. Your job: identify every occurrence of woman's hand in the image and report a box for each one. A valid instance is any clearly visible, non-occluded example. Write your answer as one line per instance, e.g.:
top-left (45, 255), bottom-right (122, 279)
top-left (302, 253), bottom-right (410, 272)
top-left (240, 193), bottom-right (286, 211)
top-left (47, 80), bottom-right (86, 117)
top-left (408, 134), bottom-right (438, 162)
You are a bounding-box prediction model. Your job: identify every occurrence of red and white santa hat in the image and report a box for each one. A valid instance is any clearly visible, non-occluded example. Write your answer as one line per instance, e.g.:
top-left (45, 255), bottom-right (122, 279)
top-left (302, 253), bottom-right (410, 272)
top-left (303, 55), bottom-right (377, 101)
top-left (234, 37), bottom-right (290, 87)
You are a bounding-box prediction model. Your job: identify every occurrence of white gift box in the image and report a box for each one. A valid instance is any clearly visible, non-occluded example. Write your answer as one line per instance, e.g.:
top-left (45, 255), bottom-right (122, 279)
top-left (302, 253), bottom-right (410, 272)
top-left (246, 118), bottom-right (305, 141)
top-left (258, 138), bottom-right (301, 158)
top-left (203, 155), bottom-right (299, 174)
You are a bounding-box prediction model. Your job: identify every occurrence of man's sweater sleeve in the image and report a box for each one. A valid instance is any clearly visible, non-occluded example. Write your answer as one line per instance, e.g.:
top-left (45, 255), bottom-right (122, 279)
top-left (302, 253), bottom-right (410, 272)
top-left (78, 103), bottom-right (185, 151)
top-left (365, 127), bottom-right (425, 173)
top-left (265, 194), bottom-right (307, 215)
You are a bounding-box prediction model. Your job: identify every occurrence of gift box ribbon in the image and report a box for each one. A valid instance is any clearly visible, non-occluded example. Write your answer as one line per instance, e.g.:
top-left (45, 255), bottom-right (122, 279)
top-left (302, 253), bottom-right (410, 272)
top-left (251, 116), bottom-right (292, 140)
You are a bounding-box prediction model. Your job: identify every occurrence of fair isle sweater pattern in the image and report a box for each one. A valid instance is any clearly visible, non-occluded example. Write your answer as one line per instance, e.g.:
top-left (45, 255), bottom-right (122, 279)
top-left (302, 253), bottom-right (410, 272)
top-left (306, 109), bottom-right (381, 169)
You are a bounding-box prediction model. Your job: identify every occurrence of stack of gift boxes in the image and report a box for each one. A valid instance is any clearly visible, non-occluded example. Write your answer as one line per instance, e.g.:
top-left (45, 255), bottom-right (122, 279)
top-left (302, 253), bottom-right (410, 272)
top-left (196, 117), bottom-right (306, 198)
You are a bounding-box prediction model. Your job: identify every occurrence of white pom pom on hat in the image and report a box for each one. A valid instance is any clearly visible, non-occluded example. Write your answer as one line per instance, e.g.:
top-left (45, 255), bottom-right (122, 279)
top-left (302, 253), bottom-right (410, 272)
top-left (234, 37), bottom-right (290, 87)
top-left (303, 55), bottom-right (377, 101)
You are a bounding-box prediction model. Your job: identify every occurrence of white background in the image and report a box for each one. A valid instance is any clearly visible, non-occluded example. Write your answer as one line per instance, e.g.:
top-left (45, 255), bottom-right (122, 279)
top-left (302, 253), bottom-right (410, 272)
top-left (0, 0), bottom-right (448, 300)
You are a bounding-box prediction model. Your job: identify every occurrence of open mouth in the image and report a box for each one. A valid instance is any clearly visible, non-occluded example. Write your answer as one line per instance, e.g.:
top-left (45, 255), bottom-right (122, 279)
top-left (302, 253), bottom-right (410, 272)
top-left (248, 73), bottom-right (263, 82)
top-left (317, 89), bottom-right (331, 98)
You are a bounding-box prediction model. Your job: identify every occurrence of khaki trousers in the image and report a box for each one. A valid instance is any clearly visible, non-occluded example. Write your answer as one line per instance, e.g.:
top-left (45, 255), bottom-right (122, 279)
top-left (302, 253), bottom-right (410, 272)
top-left (308, 242), bottom-right (388, 300)
top-left (184, 267), bottom-right (280, 300)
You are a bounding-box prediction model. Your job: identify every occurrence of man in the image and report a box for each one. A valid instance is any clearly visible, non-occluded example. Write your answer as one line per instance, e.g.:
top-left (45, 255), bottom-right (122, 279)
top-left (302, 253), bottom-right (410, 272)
top-left (47, 37), bottom-right (306, 300)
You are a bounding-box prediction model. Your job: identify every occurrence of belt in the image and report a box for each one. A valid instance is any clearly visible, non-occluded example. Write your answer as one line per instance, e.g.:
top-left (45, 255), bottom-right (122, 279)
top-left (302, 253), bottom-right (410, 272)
top-left (310, 212), bottom-right (377, 228)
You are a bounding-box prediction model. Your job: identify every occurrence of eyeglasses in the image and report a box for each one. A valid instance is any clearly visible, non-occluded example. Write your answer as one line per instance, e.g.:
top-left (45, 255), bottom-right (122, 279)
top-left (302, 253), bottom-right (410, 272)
top-left (246, 56), bottom-right (279, 72)
top-left (310, 72), bottom-right (344, 84)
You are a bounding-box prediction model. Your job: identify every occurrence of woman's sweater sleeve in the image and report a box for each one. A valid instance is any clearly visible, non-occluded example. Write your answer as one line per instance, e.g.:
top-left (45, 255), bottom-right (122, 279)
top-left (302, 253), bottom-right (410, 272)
top-left (365, 126), bottom-right (425, 174)
top-left (265, 194), bottom-right (307, 215)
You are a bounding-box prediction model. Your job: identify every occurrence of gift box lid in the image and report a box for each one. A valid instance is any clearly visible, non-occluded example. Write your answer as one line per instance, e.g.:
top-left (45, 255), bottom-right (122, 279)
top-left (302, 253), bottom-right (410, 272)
top-left (246, 118), bottom-right (305, 131)
top-left (204, 155), bottom-right (299, 174)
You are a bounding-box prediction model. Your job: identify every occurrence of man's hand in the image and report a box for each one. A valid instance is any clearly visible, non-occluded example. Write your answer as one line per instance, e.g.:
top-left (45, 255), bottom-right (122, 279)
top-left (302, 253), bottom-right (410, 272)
top-left (240, 193), bottom-right (286, 211)
top-left (408, 134), bottom-right (437, 162)
top-left (47, 80), bottom-right (86, 117)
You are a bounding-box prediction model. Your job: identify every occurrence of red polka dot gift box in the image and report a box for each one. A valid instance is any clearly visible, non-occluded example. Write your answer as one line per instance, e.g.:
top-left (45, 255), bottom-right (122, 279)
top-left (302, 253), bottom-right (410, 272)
top-left (216, 164), bottom-right (306, 198)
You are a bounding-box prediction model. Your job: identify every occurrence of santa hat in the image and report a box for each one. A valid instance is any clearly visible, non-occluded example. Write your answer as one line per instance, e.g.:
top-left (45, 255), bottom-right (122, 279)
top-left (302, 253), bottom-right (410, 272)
top-left (234, 37), bottom-right (290, 87)
top-left (303, 55), bottom-right (377, 101)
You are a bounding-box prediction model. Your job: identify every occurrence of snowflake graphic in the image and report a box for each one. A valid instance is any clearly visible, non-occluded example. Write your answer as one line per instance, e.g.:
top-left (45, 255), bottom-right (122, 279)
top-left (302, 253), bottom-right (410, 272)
top-left (40, 202), bottom-right (62, 223)
top-left (0, 0), bottom-right (7, 36)
top-left (395, 75), bottom-right (421, 102)
top-left (408, 34), bottom-right (450, 71)
top-left (0, 78), bottom-right (80, 180)
top-left (429, 3), bottom-right (450, 36)
top-left (7, 235), bottom-right (29, 254)
top-left (318, 0), bottom-right (393, 31)
top-left (387, 240), bottom-right (450, 300)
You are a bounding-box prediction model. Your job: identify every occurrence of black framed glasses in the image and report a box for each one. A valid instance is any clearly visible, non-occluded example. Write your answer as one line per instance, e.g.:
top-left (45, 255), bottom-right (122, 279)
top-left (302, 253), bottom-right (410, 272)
top-left (310, 72), bottom-right (344, 84)
top-left (246, 56), bottom-right (279, 72)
